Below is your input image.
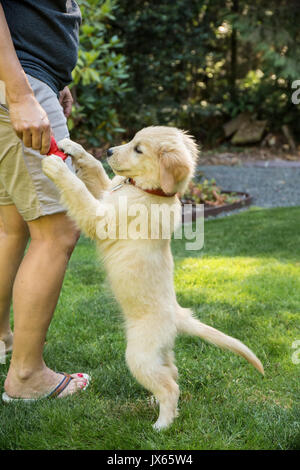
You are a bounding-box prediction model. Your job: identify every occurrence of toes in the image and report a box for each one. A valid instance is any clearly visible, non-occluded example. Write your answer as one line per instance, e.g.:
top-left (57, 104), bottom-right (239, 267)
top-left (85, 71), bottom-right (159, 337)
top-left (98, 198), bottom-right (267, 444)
top-left (42, 155), bottom-right (66, 179)
top-left (71, 373), bottom-right (90, 391)
top-left (153, 420), bottom-right (169, 431)
top-left (58, 139), bottom-right (83, 159)
top-left (58, 373), bottom-right (90, 398)
top-left (57, 138), bottom-right (72, 153)
top-left (153, 421), bottom-right (163, 431)
top-left (42, 154), bottom-right (64, 168)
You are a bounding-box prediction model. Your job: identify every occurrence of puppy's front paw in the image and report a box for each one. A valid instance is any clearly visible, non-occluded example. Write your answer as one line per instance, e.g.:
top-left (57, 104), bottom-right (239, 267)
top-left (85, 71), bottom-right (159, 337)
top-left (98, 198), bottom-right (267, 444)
top-left (42, 155), bottom-right (67, 182)
top-left (58, 138), bottom-right (85, 161)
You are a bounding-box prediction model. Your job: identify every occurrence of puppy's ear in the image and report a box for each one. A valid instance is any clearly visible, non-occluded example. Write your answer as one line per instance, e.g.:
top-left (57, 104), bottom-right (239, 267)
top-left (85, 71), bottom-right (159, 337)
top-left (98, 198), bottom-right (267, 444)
top-left (182, 132), bottom-right (200, 164)
top-left (159, 150), bottom-right (190, 195)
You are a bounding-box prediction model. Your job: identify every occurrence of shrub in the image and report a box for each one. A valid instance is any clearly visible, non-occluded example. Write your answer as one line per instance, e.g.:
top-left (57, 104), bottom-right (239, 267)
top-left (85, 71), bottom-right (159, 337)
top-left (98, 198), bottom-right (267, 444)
top-left (184, 179), bottom-right (239, 206)
top-left (69, 0), bottom-right (129, 146)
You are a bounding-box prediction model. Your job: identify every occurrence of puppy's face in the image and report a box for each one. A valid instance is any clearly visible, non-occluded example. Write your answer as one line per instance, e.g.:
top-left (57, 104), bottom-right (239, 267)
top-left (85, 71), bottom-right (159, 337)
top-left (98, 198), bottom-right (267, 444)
top-left (107, 126), bottom-right (199, 195)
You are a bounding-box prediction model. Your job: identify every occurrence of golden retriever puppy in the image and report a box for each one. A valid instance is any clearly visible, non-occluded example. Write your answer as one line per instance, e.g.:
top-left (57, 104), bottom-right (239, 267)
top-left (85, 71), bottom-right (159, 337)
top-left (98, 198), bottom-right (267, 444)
top-left (42, 126), bottom-right (264, 430)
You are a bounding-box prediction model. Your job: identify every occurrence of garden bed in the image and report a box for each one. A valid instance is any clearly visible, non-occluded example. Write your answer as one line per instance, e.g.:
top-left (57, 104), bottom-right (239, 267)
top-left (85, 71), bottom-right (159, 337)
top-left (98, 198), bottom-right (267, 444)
top-left (181, 191), bottom-right (252, 222)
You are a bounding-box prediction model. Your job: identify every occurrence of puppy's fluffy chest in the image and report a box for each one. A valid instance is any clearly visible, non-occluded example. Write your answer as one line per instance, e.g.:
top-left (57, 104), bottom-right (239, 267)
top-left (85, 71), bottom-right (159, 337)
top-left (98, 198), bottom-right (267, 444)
top-left (98, 177), bottom-right (182, 243)
top-left (94, 177), bottom-right (179, 313)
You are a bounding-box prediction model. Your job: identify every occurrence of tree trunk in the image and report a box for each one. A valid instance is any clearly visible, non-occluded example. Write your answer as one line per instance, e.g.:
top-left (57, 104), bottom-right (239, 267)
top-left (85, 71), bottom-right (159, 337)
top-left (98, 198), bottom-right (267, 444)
top-left (230, 0), bottom-right (239, 103)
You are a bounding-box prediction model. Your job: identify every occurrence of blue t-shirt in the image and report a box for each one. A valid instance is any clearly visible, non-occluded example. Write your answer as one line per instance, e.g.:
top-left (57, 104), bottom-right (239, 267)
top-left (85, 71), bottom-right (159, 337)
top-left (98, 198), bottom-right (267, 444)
top-left (1, 0), bottom-right (82, 94)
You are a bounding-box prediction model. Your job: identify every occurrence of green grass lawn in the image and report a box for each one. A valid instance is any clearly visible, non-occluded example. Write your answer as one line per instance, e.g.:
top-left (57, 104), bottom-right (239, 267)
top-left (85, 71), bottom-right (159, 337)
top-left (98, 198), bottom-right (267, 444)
top-left (0, 206), bottom-right (299, 450)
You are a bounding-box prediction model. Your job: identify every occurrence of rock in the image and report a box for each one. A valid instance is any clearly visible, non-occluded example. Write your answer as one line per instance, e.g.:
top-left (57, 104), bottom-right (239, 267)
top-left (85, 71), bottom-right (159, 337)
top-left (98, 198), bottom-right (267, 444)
top-left (282, 125), bottom-right (297, 152)
top-left (231, 120), bottom-right (267, 145)
top-left (223, 112), bottom-right (251, 138)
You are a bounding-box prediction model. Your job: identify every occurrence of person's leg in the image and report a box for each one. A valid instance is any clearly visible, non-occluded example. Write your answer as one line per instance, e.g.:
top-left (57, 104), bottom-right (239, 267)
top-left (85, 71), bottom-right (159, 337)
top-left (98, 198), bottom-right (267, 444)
top-left (4, 212), bottom-right (88, 398)
top-left (0, 77), bottom-right (89, 398)
top-left (0, 205), bottom-right (29, 352)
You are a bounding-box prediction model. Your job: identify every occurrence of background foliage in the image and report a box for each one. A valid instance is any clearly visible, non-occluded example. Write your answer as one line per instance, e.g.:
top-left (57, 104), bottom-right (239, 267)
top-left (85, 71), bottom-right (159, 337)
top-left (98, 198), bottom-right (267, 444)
top-left (70, 0), bottom-right (129, 146)
top-left (71, 0), bottom-right (300, 147)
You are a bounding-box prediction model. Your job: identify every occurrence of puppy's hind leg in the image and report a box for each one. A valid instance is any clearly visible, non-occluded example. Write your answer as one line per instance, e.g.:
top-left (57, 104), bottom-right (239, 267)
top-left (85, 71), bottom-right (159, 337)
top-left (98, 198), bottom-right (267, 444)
top-left (149, 350), bottom-right (178, 409)
top-left (163, 350), bottom-right (178, 382)
top-left (125, 325), bottom-right (179, 430)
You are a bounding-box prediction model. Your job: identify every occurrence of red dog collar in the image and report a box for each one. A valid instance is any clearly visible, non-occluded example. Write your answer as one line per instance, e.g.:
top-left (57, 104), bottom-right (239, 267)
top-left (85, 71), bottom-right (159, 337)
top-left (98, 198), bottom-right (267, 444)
top-left (47, 136), bottom-right (69, 160)
top-left (126, 178), bottom-right (177, 197)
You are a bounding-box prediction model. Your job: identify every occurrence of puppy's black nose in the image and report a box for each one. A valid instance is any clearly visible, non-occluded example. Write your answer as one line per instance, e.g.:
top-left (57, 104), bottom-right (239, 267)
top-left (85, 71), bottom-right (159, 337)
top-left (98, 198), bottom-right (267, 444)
top-left (107, 148), bottom-right (114, 157)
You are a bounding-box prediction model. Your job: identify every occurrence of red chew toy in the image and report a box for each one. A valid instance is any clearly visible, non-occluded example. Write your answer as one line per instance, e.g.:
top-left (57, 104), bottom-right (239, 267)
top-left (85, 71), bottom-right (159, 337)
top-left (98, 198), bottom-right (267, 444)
top-left (47, 136), bottom-right (68, 160)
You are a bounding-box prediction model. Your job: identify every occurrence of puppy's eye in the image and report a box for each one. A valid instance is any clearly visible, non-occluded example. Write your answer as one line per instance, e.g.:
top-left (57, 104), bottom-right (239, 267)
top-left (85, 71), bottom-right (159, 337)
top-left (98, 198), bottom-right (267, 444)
top-left (134, 145), bottom-right (143, 154)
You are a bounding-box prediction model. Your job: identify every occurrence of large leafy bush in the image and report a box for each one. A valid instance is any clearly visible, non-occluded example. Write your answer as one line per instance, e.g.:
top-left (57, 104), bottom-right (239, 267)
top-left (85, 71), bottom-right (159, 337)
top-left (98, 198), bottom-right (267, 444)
top-left (71, 0), bottom-right (300, 146)
top-left (111, 0), bottom-right (300, 142)
top-left (69, 0), bottom-right (129, 146)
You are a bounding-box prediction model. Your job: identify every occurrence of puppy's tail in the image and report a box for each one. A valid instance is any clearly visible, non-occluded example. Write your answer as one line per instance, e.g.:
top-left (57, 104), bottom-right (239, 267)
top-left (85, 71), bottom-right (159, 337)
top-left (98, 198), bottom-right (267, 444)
top-left (176, 307), bottom-right (264, 375)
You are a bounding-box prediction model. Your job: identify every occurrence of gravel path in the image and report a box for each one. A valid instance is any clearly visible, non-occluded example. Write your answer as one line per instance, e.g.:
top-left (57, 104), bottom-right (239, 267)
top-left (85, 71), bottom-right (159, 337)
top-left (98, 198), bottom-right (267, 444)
top-left (198, 165), bottom-right (300, 209)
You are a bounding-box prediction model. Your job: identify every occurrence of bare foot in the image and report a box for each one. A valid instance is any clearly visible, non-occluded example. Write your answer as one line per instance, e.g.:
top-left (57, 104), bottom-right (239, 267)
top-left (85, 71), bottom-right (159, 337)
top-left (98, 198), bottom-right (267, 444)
top-left (4, 365), bottom-right (90, 399)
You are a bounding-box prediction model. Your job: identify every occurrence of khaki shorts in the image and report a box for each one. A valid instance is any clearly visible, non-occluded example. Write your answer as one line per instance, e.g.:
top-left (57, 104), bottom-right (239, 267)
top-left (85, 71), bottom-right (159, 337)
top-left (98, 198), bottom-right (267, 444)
top-left (0, 75), bottom-right (74, 221)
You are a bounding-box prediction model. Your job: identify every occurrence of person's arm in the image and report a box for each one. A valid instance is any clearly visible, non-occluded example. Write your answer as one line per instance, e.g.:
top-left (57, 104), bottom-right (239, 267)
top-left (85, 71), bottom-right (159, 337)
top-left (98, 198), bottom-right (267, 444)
top-left (59, 86), bottom-right (73, 118)
top-left (0, 4), bottom-right (51, 154)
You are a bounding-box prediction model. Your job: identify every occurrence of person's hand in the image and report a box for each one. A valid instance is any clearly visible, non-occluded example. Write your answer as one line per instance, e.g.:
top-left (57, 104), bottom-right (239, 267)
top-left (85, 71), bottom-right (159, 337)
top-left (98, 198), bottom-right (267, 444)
top-left (8, 93), bottom-right (51, 154)
top-left (59, 86), bottom-right (73, 118)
